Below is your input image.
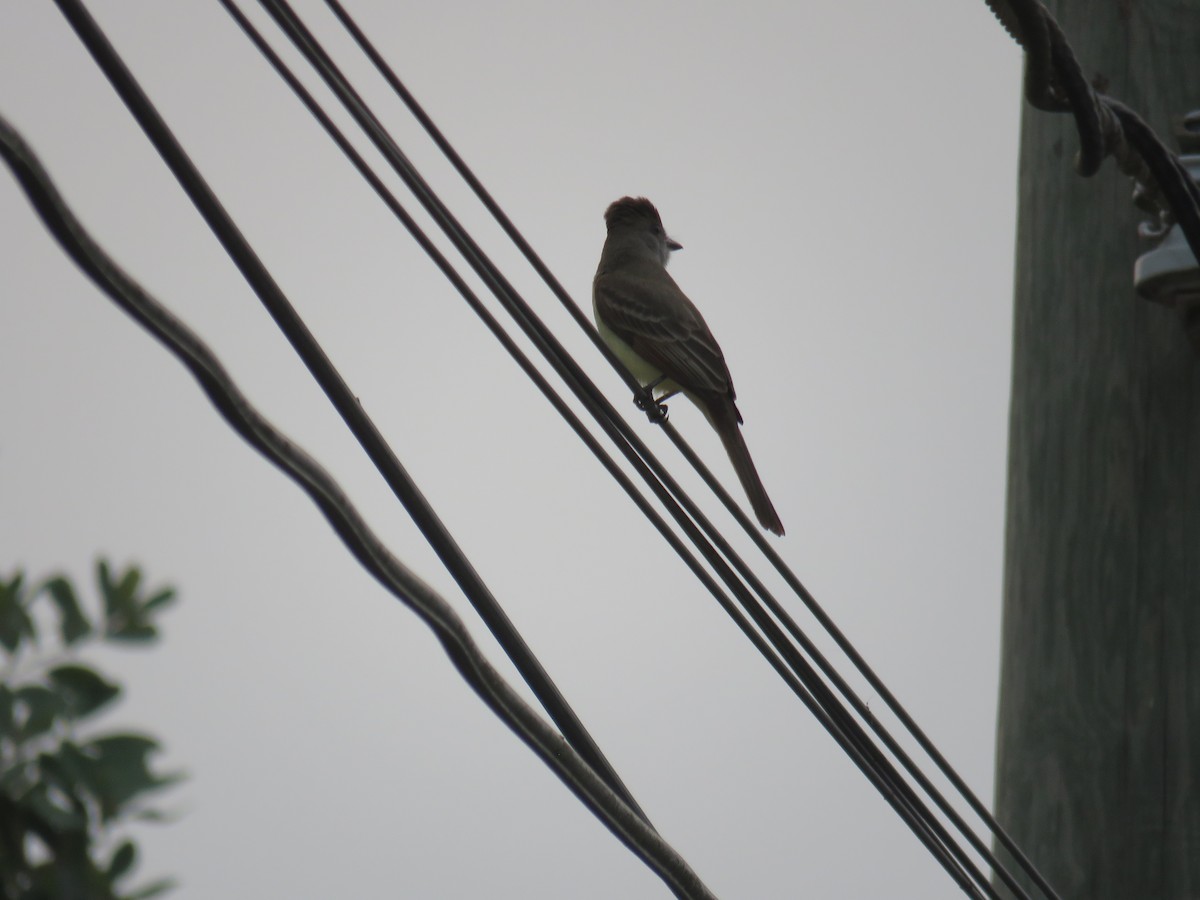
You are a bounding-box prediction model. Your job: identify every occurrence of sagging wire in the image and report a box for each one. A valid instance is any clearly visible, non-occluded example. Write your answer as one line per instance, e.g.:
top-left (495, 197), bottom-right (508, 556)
top-left (39, 0), bottom-right (930, 895)
top-left (316, 2), bottom-right (1064, 896)
top-left (39, 0), bottom-right (1060, 897)
top-left (45, 0), bottom-right (662, 847)
top-left (224, 4), bottom-right (995, 894)
top-left (328, 3), bottom-right (1061, 894)
top-left (41, 9), bottom-right (711, 898)
top-left (43, 0), bottom-right (969, 894)
top-left (236, 0), bottom-right (1041, 895)
top-left (0, 109), bottom-right (717, 900)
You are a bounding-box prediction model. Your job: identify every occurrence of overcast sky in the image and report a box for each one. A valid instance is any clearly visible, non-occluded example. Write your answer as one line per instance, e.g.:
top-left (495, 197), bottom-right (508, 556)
top-left (0, 2), bottom-right (1028, 897)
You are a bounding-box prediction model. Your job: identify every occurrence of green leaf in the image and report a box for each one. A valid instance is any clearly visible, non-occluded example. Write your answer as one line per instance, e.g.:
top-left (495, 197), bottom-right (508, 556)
top-left (97, 562), bottom-right (176, 643)
top-left (3, 563), bottom-right (181, 899)
top-left (100, 562), bottom-right (142, 634)
top-left (56, 739), bottom-right (91, 778)
top-left (107, 624), bottom-right (158, 644)
top-left (0, 684), bottom-right (13, 738)
top-left (115, 568), bottom-right (141, 599)
top-left (0, 759), bottom-right (31, 796)
top-left (15, 684), bottom-right (61, 739)
top-left (40, 575), bottom-right (93, 645)
top-left (23, 781), bottom-right (87, 833)
top-left (78, 734), bottom-right (177, 821)
top-left (132, 807), bottom-right (181, 825)
top-left (27, 830), bottom-right (109, 898)
top-left (141, 588), bottom-right (177, 616)
top-left (38, 743), bottom-right (87, 798)
top-left (0, 571), bottom-right (34, 655)
top-left (97, 560), bottom-right (116, 605)
top-left (35, 750), bottom-right (89, 833)
top-left (49, 665), bottom-right (122, 720)
top-left (124, 876), bottom-right (177, 900)
top-left (108, 840), bottom-right (136, 881)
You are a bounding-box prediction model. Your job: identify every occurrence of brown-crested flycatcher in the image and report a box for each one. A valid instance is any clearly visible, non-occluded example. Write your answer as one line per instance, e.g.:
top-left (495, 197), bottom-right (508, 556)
top-left (593, 196), bottom-right (784, 536)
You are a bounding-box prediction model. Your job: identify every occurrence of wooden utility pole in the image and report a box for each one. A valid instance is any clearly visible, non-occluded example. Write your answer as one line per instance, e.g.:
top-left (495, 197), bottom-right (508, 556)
top-left (993, 1), bottom-right (1200, 897)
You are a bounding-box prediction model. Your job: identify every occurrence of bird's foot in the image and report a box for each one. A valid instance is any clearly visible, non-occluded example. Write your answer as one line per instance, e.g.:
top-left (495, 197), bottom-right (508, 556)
top-left (634, 388), bottom-right (669, 423)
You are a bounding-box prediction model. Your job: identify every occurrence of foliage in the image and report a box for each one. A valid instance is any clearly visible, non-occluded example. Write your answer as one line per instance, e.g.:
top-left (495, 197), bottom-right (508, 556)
top-left (0, 561), bottom-right (182, 900)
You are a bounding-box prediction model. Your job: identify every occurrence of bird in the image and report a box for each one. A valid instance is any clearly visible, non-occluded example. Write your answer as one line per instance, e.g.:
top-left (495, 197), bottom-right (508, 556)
top-left (592, 196), bottom-right (784, 536)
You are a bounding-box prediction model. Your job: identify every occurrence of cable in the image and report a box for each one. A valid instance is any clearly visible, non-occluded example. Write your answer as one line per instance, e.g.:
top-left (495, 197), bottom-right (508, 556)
top-left (49, 0), bottom-right (975, 894)
top-left (219, 6), bottom-right (992, 892)
top-left (0, 108), bottom-right (717, 900)
top-left (45, 0), bottom-right (955, 892)
top-left (241, 1), bottom-right (1022, 894)
top-left (46, 0), bottom-right (661, 842)
top-left (315, 3), bottom-right (1062, 896)
top-left (44, 0), bottom-right (1068, 894)
top-left (984, 0), bottom-right (1200, 260)
top-left (325, 0), bottom-right (1054, 887)
top-left (232, 4), bottom-right (1200, 897)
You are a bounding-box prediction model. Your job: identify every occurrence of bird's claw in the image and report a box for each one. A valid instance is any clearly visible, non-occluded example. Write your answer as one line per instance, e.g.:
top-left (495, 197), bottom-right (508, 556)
top-left (635, 389), bottom-right (669, 423)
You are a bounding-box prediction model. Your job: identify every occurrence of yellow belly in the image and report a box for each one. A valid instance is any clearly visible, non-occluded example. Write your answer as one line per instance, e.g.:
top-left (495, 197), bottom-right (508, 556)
top-left (593, 308), bottom-right (681, 399)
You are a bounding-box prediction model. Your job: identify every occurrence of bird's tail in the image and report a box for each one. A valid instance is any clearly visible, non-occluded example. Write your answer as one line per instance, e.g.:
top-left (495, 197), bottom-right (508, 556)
top-left (703, 398), bottom-right (785, 536)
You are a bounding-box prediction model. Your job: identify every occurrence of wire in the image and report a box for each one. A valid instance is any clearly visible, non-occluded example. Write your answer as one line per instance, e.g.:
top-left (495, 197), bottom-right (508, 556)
top-left (237, 1), bottom-right (1030, 895)
top-left (67, 1), bottom-right (1192, 895)
top-left (320, 6), bottom-right (1060, 897)
top-left (221, 5), bottom-right (992, 892)
top-left (41, 0), bottom-right (1078, 895)
top-left (310, 3), bottom-right (1066, 897)
top-left (46, 0), bottom-right (660, 845)
top-left (45, 1), bottom-right (934, 896)
top-left (984, 0), bottom-right (1200, 260)
top-left (0, 108), bottom-right (717, 900)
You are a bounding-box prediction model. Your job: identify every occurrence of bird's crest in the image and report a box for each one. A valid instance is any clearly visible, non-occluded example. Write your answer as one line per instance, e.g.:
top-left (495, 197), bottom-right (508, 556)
top-left (603, 196), bottom-right (663, 231)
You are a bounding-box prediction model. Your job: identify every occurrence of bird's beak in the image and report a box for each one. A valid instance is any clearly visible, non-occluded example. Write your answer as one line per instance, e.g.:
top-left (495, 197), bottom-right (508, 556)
top-left (667, 237), bottom-right (683, 251)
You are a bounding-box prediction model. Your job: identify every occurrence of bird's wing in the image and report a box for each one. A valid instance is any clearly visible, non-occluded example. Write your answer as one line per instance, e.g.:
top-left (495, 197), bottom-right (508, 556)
top-left (594, 270), bottom-right (735, 398)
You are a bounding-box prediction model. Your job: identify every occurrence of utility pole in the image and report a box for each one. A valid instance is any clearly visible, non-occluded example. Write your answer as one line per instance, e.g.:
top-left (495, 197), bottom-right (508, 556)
top-left (994, 1), bottom-right (1200, 898)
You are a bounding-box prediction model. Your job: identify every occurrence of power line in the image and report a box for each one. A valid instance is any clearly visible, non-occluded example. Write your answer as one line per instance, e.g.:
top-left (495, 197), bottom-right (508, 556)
top-left (49, 0), bottom-right (660, 835)
top-left (46, 0), bottom-right (1200, 893)
top-left (0, 107), bottom-right (716, 900)
top-left (320, 2), bottom-right (1200, 894)
top-left (317, 4), bottom-right (1069, 897)
top-left (218, 4), bottom-right (991, 891)
top-left (40, 0), bottom-right (1171, 895)
top-left (56, 0), bottom-right (1032, 897)
top-left (45, 0), bottom-right (695, 892)
top-left (235, 0), bottom-right (1037, 894)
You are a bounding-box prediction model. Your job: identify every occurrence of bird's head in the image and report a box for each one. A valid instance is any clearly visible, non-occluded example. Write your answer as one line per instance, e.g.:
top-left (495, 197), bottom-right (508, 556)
top-left (603, 196), bottom-right (683, 266)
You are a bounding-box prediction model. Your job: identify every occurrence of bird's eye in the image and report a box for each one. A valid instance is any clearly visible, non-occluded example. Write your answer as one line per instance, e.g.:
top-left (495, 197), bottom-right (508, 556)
top-left (650, 225), bottom-right (661, 235)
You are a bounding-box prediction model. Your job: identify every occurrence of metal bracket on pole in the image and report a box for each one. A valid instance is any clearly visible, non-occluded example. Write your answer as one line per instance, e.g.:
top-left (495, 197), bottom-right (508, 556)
top-left (1133, 111), bottom-right (1200, 353)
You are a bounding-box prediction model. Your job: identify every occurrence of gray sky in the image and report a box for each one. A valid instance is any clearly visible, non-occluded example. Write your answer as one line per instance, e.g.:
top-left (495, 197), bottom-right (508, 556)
top-left (0, 2), bottom-right (1026, 897)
